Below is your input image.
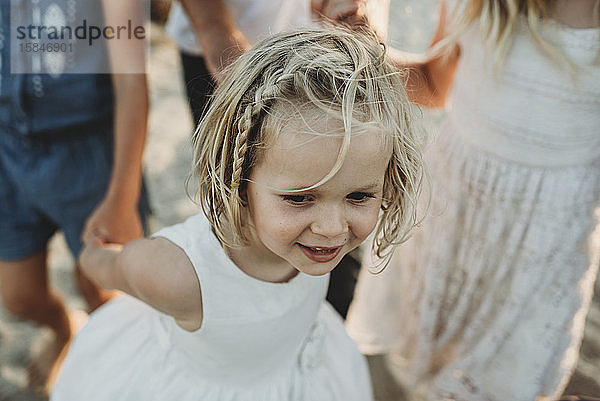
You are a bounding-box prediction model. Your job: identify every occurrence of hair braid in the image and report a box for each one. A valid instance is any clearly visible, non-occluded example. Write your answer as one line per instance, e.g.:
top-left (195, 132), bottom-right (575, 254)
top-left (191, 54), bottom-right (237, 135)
top-left (231, 104), bottom-right (253, 192)
top-left (230, 82), bottom-right (280, 192)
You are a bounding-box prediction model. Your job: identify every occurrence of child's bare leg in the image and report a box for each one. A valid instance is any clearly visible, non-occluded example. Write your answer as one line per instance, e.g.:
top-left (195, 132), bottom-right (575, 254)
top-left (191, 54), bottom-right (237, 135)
top-left (0, 250), bottom-right (73, 392)
top-left (75, 263), bottom-right (117, 312)
top-left (0, 250), bottom-right (71, 341)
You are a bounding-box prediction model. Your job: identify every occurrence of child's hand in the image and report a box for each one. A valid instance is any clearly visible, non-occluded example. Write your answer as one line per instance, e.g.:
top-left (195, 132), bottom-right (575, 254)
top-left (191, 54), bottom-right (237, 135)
top-left (79, 235), bottom-right (123, 287)
top-left (82, 229), bottom-right (106, 248)
top-left (79, 235), bottom-right (123, 259)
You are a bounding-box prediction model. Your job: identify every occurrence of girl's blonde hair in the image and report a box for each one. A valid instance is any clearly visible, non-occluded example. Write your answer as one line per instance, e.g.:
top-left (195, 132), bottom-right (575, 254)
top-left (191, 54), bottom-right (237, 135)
top-left (189, 25), bottom-right (424, 260)
top-left (435, 0), bottom-right (600, 68)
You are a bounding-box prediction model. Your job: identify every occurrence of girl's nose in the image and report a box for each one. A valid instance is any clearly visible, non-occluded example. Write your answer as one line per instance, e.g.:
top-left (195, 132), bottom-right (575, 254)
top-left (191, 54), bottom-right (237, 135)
top-left (310, 205), bottom-right (349, 239)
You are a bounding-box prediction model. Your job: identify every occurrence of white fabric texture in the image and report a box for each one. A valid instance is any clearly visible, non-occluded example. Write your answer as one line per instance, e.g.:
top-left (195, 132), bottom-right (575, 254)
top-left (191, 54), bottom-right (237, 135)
top-left (346, 17), bottom-right (600, 401)
top-left (52, 213), bottom-right (373, 400)
top-left (165, 0), bottom-right (313, 56)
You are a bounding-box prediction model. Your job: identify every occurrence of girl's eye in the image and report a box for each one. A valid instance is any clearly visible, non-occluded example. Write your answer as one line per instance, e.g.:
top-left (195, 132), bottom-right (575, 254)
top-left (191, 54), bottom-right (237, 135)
top-left (282, 195), bottom-right (312, 205)
top-left (347, 192), bottom-right (376, 203)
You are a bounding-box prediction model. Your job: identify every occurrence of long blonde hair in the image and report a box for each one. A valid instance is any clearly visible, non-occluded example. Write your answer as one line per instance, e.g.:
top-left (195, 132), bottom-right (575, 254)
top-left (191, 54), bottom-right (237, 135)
top-left (436, 0), bottom-right (600, 68)
top-left (188, 25), bottom-right (425, 260)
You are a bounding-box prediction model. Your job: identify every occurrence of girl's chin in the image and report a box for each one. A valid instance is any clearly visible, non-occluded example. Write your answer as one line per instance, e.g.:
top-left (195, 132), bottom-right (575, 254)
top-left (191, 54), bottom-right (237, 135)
top-left (293, 255), bottom-right (346, 277)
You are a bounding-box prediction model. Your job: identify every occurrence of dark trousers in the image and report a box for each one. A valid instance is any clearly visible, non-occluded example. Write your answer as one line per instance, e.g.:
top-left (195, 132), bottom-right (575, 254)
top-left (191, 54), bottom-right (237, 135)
top-left (180, 51), bottom-right (216, 127)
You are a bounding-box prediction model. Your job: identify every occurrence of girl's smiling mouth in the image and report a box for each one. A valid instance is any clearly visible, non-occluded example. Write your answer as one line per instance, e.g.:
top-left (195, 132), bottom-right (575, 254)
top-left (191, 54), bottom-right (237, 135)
top-left (297, 243), bottom-right (343, 263)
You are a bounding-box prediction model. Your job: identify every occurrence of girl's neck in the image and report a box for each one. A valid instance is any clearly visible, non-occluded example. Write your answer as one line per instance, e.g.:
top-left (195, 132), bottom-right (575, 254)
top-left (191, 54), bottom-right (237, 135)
top-left (213, 218), bottom-right (299, 284)
top-left (552, 0), bottom-right (600, 28)
top-left (226, 245), bottom-right (299, 283)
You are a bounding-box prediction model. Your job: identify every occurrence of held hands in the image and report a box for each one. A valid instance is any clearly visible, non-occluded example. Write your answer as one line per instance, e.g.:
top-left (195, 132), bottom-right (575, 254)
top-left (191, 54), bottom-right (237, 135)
top-left (80, 232), bottom-right (123, 260)
top-left (80, 193), bottom-right (142, 285)
top-left (79, 224), bottom-right (124, 289)
top-left (82, 194), bottom-right (143, 246)
top-left (311, 0), bottom-right (367, 22)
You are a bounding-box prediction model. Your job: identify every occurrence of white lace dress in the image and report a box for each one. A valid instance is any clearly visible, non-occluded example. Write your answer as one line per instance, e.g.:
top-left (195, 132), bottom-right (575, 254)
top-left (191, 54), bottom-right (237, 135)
top-left (52, 214), bottom-right (373, 401)
top-left (346, 18), bottom-right (600, 401)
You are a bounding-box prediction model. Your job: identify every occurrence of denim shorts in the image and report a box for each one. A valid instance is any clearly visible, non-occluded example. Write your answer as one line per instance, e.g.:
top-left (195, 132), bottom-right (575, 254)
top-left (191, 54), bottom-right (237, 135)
top-left (0, 124), bottom-right (150, 261)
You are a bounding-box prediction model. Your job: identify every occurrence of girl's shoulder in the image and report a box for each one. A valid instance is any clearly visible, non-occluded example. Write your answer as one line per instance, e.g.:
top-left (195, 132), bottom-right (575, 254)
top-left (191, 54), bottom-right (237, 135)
top-left (150, 213), bottom-right (231, 289)
top-left (152, 213), bottom-right (213, 250)
top-left (151, 213), bottom-right (230, 276)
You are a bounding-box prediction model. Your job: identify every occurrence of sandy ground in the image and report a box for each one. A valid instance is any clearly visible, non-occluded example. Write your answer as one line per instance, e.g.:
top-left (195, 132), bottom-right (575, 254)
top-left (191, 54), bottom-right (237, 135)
top-left (0, 1), bottom-right (598, 400)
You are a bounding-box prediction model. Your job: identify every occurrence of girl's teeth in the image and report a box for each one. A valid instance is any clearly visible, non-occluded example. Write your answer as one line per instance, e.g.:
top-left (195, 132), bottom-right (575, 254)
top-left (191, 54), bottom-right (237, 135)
top-left (311, 247), bottom-right (334, 253)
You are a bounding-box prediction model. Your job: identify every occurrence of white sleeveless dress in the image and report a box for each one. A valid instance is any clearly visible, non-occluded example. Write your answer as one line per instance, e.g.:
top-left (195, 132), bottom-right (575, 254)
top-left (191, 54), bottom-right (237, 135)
top-left (52, 213), bottom-right (373, 400)
top-left (346, 18), bottom-right (600, 401)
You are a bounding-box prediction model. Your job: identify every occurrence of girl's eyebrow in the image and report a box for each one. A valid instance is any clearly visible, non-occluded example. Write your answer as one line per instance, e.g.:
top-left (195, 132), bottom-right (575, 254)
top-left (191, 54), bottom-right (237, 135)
top-left (280, 182), bottom-right (383, 193)
top-left (352, 183), bottom-right (382, 192)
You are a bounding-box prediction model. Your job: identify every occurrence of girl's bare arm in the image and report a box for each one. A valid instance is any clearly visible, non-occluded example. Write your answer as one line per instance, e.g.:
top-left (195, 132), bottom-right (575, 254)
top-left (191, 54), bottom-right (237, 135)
top-left (388, 0), bottom-right (461, 108)
top-left (79, 238), bottom-right (203, 332)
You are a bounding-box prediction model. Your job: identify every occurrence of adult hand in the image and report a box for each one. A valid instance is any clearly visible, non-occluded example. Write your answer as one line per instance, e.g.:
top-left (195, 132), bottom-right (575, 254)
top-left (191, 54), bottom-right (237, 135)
top-left (311, 0), bottom-right (366, 21)
top-left (82, 195), bottom-right (143, 245)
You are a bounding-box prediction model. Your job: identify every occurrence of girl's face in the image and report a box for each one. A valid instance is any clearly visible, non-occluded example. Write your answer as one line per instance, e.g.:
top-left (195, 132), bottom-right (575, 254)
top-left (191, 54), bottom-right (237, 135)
top-left (241, 116), bottom-right (391, 281)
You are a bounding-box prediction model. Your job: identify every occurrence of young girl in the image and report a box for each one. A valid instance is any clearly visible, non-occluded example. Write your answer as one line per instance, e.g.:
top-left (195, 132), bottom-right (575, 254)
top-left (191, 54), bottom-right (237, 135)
top-left (346, 0), bottom-right (600, 400)
top-left (50, 26), bottom-right (424, 400)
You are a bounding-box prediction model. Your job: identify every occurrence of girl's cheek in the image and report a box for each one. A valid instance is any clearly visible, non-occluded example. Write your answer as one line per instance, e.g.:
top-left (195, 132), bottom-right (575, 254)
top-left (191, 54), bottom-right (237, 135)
top-left (350, 206), bottom-right (380, 240)
top-left (273, 207), bottom-right (305, 233)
